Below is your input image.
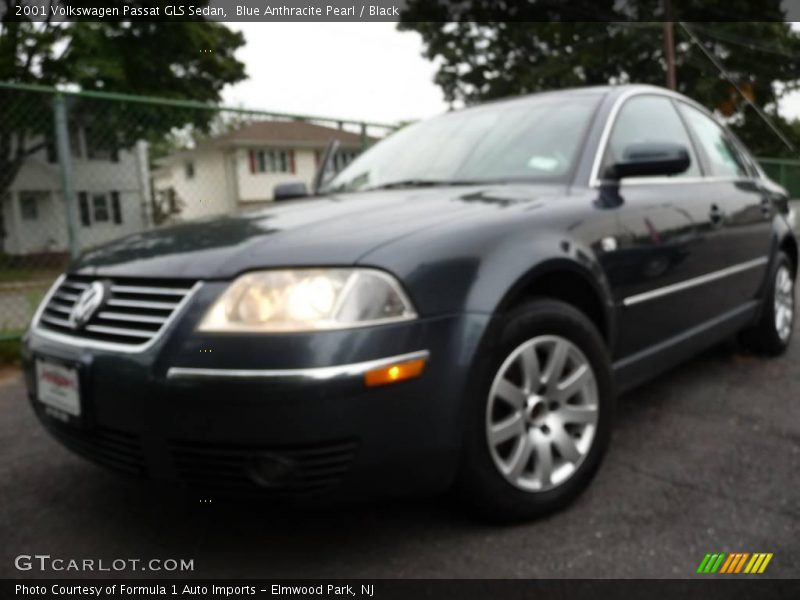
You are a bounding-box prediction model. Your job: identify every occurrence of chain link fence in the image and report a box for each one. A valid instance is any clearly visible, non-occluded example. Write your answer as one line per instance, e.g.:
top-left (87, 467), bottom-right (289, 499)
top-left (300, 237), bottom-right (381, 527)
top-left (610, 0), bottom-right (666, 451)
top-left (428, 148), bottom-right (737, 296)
top-left (0, 82), bottom-right (394, 341)
top-left (760, 158), bottom-right (800, 200)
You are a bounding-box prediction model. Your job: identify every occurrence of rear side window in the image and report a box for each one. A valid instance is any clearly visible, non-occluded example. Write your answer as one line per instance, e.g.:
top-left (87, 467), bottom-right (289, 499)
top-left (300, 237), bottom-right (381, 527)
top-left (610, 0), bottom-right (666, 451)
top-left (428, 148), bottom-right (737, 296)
top-left (678, 103), bottom-right (748, 178)
top-left (604, 95), bottom-right (700, 178)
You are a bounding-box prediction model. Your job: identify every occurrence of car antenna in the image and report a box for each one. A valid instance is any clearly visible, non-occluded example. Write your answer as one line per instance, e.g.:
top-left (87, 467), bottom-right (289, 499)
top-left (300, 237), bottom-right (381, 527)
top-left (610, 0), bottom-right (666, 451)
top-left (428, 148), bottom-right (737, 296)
top-left (313, 138), bottom-right (341, 194)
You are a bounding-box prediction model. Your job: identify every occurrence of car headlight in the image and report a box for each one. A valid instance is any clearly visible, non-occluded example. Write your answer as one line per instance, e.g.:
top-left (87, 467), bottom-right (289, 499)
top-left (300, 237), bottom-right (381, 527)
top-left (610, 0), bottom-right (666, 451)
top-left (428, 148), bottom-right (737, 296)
top-left (197, 268), bottom-right (416, 332)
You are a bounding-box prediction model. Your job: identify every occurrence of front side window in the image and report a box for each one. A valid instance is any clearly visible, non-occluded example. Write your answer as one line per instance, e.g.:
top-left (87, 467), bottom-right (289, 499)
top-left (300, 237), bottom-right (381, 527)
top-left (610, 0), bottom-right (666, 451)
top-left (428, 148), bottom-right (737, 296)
top-left (603, 95), bottom-right (700, 178)
top-left (323, 93), bottom-right (602, 193)
top-left (678, 103), bottom-right (748, 178)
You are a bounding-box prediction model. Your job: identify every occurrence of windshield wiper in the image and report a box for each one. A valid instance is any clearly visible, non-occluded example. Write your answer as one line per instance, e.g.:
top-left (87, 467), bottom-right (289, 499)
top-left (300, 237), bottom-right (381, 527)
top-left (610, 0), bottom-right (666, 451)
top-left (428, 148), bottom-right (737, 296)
top-left (363, 179), bottom-right (482, 191)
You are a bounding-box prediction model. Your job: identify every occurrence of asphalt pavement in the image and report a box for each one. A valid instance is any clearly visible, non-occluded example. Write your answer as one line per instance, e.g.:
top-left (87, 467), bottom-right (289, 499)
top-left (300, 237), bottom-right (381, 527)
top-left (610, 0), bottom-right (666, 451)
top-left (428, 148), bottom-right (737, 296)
top-left (1, 324), bottom-right (798, 579)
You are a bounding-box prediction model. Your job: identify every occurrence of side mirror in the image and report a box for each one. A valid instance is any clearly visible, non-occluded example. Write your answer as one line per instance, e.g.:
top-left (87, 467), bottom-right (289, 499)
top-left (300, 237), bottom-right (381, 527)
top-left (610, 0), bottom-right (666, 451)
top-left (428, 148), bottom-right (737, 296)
top-left (605, 142), bottom-right (690, 180)
top-left (273, 182), bottom-right (309, 201)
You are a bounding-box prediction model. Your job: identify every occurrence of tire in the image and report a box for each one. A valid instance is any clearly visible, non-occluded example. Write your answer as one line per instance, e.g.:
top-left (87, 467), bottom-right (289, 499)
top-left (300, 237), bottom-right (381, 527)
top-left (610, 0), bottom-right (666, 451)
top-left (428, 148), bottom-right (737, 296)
top-left (455, 298), bottom-right (614, 522)
top-left (739, 251), bottom-right (795, 356)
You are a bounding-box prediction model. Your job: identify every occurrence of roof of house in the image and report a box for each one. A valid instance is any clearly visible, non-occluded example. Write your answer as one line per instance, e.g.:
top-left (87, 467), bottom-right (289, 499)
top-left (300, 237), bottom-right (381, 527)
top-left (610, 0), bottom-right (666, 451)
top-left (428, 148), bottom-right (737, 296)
top-left (213, 120), bottom-right (376, 149)
top-left (152, 119), bottom-right (383, 171)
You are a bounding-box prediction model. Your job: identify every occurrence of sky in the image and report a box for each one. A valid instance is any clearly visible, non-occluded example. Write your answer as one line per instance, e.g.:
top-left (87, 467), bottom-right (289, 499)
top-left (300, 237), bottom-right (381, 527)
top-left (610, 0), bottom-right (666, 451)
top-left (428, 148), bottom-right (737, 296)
top-left (221, 23), bottom-right (449, 126)
top-left (222, 22), bottom-right (800, 126)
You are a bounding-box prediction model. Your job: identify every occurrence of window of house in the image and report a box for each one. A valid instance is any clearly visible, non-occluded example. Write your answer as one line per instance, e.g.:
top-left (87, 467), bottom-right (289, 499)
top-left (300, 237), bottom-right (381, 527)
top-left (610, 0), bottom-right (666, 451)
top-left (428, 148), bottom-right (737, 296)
top-left (19, 191), bottom-right (47, 220)
top-left (93, 194), bottom-right (110, 222)
top-left (250, 149), bottom-right (294, 174)
top-left (78, 191), bottom-right (123, 226)
top-left (185, 161), bottom-right (195, 179)
top-left (85, 123), bottom-right (119, 162)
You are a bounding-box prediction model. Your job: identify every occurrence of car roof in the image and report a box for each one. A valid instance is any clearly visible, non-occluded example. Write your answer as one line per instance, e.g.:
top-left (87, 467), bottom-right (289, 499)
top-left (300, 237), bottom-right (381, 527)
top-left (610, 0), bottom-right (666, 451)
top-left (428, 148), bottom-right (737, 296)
top-left (446, 83), bottom-right (686, 115)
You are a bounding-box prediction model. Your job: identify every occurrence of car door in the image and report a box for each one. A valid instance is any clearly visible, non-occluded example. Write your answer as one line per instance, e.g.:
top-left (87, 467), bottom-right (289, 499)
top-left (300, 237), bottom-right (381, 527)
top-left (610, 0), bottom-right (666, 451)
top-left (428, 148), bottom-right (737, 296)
top-left (676, 101), bottom-right (773, 304)
top-left (596, 94), bottom-right (735, 359)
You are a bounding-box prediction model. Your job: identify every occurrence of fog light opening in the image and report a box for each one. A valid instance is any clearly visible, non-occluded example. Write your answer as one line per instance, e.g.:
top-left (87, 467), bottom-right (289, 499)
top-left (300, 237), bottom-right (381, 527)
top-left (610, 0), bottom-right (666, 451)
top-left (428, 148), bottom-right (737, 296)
top-left (364, 358), bottom-right (426, 387)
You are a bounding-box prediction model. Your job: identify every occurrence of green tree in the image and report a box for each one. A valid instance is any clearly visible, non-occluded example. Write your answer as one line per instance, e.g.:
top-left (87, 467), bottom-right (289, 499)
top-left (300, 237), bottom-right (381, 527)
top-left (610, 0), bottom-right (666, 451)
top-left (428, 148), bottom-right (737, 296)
top-left (0, 0), bottom-right (247, 193)
top-left (399, 2), bottom-right (800, 157)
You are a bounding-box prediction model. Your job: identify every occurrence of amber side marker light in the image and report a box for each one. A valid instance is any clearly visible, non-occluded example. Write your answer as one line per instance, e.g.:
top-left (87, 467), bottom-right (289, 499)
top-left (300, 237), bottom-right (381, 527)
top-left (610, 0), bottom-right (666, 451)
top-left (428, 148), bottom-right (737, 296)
top-left (364, 358), bottom-right (426, 387)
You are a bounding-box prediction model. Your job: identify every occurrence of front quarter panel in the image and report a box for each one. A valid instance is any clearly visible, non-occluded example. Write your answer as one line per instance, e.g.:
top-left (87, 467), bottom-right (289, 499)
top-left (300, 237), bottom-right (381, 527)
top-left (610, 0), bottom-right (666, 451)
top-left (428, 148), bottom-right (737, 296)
top-left (358, 189), bottom-right (616, 323)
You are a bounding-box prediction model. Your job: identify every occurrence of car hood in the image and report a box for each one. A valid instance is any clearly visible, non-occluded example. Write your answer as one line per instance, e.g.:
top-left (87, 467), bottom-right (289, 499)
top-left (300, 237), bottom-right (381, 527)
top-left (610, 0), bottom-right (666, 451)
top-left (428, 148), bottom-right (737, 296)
top-left (72, 184), bottom-right (565, 279)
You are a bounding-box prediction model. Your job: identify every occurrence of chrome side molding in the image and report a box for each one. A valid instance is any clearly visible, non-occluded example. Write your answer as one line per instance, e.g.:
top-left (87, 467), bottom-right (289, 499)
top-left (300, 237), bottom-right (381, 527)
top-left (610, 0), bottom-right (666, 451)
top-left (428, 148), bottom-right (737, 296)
top-left (622, 257), bottom-right (769, 307)
top-left (166, 350), bottom-right (431, 382)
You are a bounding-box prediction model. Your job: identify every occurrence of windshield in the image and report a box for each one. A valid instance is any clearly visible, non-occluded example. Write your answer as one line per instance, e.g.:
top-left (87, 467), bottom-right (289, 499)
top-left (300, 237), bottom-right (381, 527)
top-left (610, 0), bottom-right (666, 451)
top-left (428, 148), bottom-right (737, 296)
top-left (323, 93), bottom-right (602, 193)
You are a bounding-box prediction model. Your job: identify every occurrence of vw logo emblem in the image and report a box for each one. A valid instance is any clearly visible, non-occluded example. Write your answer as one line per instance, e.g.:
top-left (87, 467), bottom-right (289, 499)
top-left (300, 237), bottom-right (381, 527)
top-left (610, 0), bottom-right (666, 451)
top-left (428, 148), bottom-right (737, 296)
top-left (69, 281), bottom-right (109, 329)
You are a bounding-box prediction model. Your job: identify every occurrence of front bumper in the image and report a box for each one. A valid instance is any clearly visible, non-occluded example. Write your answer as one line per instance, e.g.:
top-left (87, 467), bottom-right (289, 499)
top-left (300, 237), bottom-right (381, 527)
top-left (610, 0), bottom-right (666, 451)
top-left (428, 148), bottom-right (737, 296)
top-left (22, 297), bottom-right (491, 502)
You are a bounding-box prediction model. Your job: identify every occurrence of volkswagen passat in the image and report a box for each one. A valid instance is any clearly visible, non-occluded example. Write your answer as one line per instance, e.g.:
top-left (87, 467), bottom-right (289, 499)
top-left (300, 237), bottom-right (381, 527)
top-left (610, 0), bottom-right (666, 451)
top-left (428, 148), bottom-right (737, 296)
top-left (23, 85), bottom-right (796, 519)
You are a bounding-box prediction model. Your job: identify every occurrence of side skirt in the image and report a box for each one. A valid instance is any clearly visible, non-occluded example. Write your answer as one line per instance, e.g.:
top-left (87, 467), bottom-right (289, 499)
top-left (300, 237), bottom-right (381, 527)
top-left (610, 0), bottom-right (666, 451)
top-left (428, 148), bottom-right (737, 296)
top-left (613, 301), bottom-right (759, 394)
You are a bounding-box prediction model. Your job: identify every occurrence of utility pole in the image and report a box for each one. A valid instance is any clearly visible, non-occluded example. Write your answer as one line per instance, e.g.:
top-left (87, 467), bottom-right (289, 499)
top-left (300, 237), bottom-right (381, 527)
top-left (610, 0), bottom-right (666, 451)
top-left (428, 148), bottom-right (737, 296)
top-left (663, 0), bottom-right (677, 90)
top-left (53, 94), bottom-right (80, 260)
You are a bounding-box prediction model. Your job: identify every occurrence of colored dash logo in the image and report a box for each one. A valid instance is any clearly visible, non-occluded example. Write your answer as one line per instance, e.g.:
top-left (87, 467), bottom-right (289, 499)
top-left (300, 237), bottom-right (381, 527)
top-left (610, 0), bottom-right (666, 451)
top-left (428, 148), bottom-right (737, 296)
top-left (697, 552), bottom-right (773, 574)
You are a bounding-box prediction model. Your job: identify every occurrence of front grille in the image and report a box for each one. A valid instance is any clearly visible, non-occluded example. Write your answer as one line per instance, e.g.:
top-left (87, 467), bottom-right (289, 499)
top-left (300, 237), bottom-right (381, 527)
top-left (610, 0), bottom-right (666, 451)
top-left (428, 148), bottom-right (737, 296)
top-left (44, 421), bottom-right (146, 475)
top-left (168, 439), bottom-right (359, 496)
top-left (37, 276), bottom-right (197, 346)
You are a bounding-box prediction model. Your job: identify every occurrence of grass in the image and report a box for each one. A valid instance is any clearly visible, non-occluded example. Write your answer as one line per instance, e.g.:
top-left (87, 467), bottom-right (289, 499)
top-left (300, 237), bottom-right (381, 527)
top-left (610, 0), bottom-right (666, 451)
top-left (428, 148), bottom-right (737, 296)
top-left (26, 289), bottom-right (45, 311)
top-left (0, 290), bottom-right (44, 366)
top-left (0, 268), bottom-right (61, 284)
top-left (0, 251), bottom-right (65, 285)
top-left (0, 335), bottom-right (22, 367)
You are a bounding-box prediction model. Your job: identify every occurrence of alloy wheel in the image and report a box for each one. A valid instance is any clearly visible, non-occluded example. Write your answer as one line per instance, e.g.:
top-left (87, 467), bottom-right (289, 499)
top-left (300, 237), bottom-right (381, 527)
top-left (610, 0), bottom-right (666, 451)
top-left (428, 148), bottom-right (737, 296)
top-left (485, 335), bottom-right (599, 492)
top-left (775, 265), bottom-right (795, 342)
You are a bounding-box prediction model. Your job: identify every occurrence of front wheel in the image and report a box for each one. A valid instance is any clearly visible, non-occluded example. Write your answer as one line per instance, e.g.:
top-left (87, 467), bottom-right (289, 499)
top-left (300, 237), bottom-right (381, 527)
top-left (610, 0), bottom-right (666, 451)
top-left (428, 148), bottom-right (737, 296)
top-left (456, 299), bottom-right (614, 521)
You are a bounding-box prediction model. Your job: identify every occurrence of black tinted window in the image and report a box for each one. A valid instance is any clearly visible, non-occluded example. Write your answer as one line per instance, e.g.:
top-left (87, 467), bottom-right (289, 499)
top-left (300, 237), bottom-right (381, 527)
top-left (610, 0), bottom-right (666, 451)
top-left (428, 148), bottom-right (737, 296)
top-left (678, 103), bottom-right (748, 178)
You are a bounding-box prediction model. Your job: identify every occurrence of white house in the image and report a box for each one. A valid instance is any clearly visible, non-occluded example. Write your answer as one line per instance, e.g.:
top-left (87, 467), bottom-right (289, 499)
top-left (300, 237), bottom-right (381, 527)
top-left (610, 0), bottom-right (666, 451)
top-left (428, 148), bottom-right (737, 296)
top-left (1, 129), bottom-right (151, 256)
top-left (151, 120), bottom-right (370, 221)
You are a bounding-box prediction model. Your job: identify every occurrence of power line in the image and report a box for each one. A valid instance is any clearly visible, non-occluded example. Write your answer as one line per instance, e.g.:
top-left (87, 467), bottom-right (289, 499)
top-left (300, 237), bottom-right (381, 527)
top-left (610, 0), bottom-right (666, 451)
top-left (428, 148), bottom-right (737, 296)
top-left (664, 0), bottom-right (677, 90)
top-left (688, 23), bottom-right (800, 61)
top-left (613, 21), bottom-right (800, 63)
top-left (678, 22), bottom-right (796, 154)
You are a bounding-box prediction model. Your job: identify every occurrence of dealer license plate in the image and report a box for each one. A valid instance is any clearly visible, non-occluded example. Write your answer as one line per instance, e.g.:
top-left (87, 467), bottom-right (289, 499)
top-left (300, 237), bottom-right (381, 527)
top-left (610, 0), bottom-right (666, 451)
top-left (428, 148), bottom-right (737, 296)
top-left (36, 358), bottom-right (81, 420)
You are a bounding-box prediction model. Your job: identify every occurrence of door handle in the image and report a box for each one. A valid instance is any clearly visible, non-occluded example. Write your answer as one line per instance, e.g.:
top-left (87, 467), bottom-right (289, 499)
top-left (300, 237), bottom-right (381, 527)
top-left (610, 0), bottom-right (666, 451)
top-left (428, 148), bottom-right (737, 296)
top-left (760, 197), bottom-right (772, 218)
top-left (709, 203), bottom-right (724, 227)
